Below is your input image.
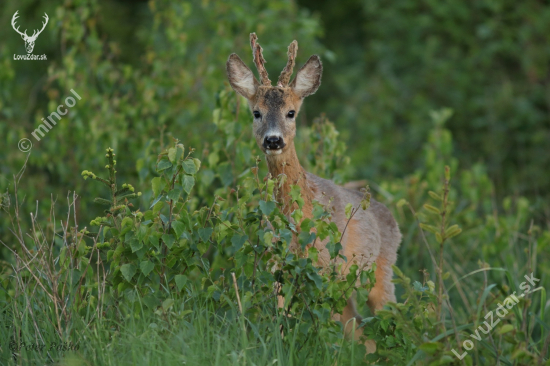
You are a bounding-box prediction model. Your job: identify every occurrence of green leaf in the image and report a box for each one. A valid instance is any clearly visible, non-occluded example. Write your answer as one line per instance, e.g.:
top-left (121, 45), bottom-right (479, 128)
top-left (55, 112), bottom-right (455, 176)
top-left (346, 264), bottom-right (359, 284)
top-left (201, 169), bottom-right (215, 186)
top-left (198, 227), bottom-right (213, 242)
top-left (172, 221), bottom-right (186, 238)
top-left (327, 241), bottom-right (342, 259)
top-left (152, 177), bottom-right (162, 197)
top-left (197, 241), bottom-right (209, 255)
top-left (306, 271), bottom-right (323, 290)
top-left (218, 162), bottom-right (233, 186)
top-left (419, 223), bottom-right (439, 234)
top-left (120, 263), bottom-right (137, 282)
top-left (497, 324), bottom-right (514, 335)
top-left (231, 234), bottom-right (248, 251)
top-left (213, 108), bottom-right (221, 123)
top-left (168, 147), bottom-right (177, 163)
top-left (136, 224), bottom-right (148, 241)
top-left (308, 247), bottom-right (318, 263)
top-left (423, 204), bottom-right (440, 214)
top-left (149, 234), bottom-right (160, 251)
top-left (280, 229), bottom-right (292, 245)
top-left (175, 275), bottom-right (188, 291)
top-left (192, 158), bottom-right (201, 172)
top-left (396, 198), bottom-right (408, 208)
top-left (143, 295), bottom-right (160, 309)
top-left (289, 185), bottom-right (304, 209)
top-left (444, 165), bottom-right (451, 180)
top-left (150, 193), bottom-right (164, 209)
top-left (444, 224), bottom-right (462, 239)
top-left (208, 151), bottom-right (219, 167)
top-left (345, 203), bottom-right (353, 220)
top-left (166, 255), bottom-right (178, 268)
top-left (428, 191), bottom-right (442, 201)
top-left (300, 218), bottom-right (314, 231)
top-left (157, 157), bottom-right (172, 172)
top-left (419, 342), bottom-right (443, 355)
top-left (130, 239), bottom-right (143, 253)
top-left (121, 217), bottom-right (133, 228)
top-left (94, 197), bottom-right (112, 206)
top-left (140, 261), bottom-right (155, 276)
top-left (179, 210), bottom-right (191, 230)
top-left (263, 231), bottom-right (274, 246)
top-left (259, 200), bottom-right (276, 216)
top-left (182, 159), bottom-right (197, 174)
top-left (166, 186), bottom-right (182, 202)
top-left (113, 244), bottom-right (125, 260)
top-left (314, 221), bottom-right (330, 240)
top-left (177, 145), bottom-right (185, 160)
top-left (234, 250), bottom-right (247, 267)
top-left (360, 269), bottom-right (370, 286)
top-left (162, 233), bottom-right (176, 249)
top-left (162, 298), bottom-right (175, 311)
top-left (182, 175), bottom-right (195, 194)
top-left (298, 231), bottom-right (316, 250)
top-left (361, 196), bottom-right (370, 210)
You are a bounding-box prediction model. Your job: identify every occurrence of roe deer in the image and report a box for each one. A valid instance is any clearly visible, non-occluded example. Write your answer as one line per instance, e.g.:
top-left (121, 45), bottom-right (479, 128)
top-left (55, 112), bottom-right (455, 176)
top-left (226, 33), bottom-right (402, 352)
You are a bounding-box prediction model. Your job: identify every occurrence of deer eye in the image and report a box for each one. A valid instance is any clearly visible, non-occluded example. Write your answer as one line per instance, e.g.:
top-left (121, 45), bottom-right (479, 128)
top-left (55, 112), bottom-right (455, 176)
top-left (253, 111), bottom-right (261, 119)
top-left (287, 110), bottom-right (295, 118)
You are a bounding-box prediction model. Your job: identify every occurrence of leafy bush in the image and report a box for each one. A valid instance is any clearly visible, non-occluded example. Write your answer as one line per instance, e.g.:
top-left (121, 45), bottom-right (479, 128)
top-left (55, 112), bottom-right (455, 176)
top-left (2, 89), bottom-right (549, 365)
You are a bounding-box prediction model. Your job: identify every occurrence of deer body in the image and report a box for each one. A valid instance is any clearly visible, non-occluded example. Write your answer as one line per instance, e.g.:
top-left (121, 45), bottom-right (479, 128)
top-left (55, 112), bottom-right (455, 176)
top-left (227, 34), bottom-right (401, 351)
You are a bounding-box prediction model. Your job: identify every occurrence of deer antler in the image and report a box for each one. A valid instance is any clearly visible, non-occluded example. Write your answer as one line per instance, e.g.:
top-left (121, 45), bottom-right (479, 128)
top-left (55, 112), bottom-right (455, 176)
top-left (277, 40), bottom-right (298, 87)
top-left (29, 13), bottom-right (49, 40)
top-left (250, 33), bottom-right (271, 86)
top-left (11, 11), bottom-right (28, 38)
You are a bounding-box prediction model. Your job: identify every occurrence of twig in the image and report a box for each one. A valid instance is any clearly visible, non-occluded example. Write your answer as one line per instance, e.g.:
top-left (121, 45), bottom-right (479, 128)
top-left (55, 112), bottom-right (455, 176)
top-left (407, 202), bottom-right (464, 362)
top-left (231, 272), bottom-right (243, 314)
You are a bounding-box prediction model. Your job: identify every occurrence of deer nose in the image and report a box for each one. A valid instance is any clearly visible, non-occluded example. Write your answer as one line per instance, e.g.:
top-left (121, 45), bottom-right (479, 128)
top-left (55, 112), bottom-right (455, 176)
top-left (263, 135), bottom-right (285, 150)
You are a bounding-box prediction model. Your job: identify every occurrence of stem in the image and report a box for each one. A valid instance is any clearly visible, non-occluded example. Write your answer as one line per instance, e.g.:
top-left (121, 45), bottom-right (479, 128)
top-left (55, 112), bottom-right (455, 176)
top-left (407, 202), bottom-right (464, 363)
top-left (232, 272), bottom-right (243, 314)
top-left (438, 173), bottom-right (450, 335)
top-left (160, 166), bottom-right (182, 287)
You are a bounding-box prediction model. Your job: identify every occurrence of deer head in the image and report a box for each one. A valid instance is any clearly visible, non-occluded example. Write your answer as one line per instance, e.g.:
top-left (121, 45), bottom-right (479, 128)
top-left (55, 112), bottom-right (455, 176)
top-left (226, 33), bottom-right (322, 158)
top-left (11, 11), bottom-right (49, 54)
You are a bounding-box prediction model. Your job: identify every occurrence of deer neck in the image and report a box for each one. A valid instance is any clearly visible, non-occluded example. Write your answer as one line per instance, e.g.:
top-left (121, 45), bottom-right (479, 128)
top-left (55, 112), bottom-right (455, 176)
top-left (265, 144), bottom-right (315, 218)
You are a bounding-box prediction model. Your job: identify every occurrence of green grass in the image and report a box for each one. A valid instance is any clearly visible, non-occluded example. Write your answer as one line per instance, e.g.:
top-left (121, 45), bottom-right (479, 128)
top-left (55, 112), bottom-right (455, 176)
top-left (2, 287), bottom-right (370, 366)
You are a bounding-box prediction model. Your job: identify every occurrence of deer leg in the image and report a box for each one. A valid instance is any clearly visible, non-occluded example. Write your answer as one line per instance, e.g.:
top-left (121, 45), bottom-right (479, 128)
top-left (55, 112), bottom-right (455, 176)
top-left (367, 256), bottom-right (396, 313)
top-left (337, 295), bottom-right (377, 353)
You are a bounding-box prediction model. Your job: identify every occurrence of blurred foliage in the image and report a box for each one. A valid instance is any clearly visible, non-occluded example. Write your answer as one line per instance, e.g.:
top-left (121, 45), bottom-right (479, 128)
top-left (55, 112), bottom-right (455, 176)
top-left (299, 0), bottom-right (550, 208)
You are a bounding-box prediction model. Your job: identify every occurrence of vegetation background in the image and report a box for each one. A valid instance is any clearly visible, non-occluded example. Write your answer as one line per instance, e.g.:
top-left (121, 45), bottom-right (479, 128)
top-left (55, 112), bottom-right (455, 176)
top-left (1, 0), bottom-right (549, 365)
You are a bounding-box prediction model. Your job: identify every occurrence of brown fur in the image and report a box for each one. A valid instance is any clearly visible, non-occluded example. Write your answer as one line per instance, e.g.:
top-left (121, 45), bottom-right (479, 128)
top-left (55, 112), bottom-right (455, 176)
top-left (226, 34), bottom-right (402, 352)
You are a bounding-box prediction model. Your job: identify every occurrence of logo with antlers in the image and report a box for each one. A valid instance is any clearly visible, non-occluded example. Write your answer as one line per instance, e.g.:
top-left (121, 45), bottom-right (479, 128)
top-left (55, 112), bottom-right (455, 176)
top-left (11, 10), bottom-right (49, 54)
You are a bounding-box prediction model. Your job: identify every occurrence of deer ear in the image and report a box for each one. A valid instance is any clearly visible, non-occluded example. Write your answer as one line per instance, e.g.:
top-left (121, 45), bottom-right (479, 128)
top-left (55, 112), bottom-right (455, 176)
top-left (290, 55), bottom-right (322, 98)
top-left (226, 53), bottom-right (259, 100)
